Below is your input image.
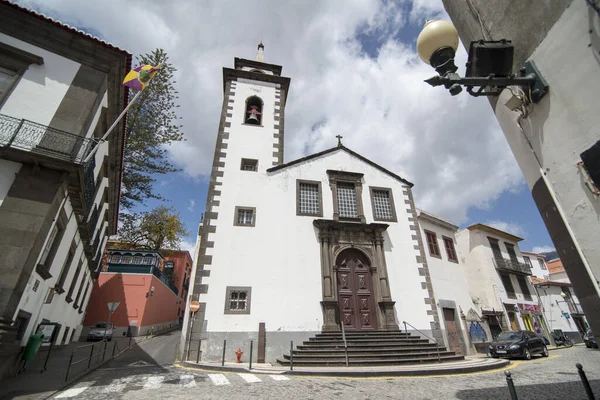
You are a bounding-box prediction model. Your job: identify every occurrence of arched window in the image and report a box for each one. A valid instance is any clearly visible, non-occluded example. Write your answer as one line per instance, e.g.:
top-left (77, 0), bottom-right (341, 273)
top-left (249, 69), bottom-right (265, 74)
top-left (245, 96), bottom-right (263, 125)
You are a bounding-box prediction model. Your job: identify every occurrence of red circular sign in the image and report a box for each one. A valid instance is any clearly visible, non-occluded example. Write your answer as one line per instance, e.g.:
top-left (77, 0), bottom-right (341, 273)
top-left (189, 301), bottom-right (200, 312)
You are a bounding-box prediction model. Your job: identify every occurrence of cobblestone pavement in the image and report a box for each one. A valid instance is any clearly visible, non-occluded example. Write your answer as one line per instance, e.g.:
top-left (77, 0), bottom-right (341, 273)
top-left (53, 347), bottom-right (600, 399)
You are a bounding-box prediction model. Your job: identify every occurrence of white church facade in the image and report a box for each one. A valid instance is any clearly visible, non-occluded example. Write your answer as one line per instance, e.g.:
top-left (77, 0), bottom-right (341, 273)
top-left (184, 46), bottom-right (461, 364)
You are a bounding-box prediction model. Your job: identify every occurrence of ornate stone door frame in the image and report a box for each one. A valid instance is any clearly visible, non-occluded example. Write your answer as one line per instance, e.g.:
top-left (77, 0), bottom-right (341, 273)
top-left (314, 219), bottom-right (399, 332)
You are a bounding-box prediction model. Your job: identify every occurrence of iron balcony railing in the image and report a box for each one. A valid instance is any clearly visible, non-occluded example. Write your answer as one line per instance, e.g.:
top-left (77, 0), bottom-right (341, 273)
top-left (567, 301), bottom-right (584, 315)
top-left (0, 113), bottom-right (96, 164)
top-left (106, 265), bottom-right (179, 296)
top-left (493, 257), bottom-right (532, 275)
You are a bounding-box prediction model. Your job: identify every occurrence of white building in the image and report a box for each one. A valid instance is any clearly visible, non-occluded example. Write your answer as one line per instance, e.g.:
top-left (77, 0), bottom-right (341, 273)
top-left (531, 258), bottom-right (589, 343)
top-left (184, 48), bottom-right (447, 364)
top-left (521, 252), bottom-right (550, 280)
top-left (0, 1), bottom-right (130, 379)
top-left (455, 224), bottom-right (551, 345)
top-left (416, 209), bottom-right (476, 355)
top-left (443, 0), bottom-right (600, 343)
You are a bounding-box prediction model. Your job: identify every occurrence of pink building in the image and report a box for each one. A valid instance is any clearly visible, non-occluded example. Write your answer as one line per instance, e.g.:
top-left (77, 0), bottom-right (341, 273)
top-left (83, 249), bottom-right (192, 337)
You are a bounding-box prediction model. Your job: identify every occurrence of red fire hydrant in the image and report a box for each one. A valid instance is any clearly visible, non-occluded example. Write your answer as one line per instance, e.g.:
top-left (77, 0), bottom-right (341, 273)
top-left (235, 348), bottom-right (243, 363)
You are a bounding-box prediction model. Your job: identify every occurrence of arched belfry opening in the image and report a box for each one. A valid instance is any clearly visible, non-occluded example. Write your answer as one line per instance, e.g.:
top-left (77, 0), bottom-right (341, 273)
top-left (245, 96), bottom-right (263, 125)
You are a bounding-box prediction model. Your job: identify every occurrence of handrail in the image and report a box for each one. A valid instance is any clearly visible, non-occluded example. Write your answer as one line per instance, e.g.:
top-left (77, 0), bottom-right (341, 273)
top-left (340, 317), bottom-right (349, 367)
top-left (403, 320), bottom-right (441, 362)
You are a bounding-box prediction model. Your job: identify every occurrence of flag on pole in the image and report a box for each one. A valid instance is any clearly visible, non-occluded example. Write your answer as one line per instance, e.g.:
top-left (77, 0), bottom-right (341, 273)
top-left (122, 64), bottom-right (161, 91)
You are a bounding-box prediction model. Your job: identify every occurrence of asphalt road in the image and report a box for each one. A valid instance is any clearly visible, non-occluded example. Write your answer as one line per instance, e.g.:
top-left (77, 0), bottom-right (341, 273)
top-left (53, 345), bottom-right (600, 399)
top-left (101, 329), bottom-right (181, 369)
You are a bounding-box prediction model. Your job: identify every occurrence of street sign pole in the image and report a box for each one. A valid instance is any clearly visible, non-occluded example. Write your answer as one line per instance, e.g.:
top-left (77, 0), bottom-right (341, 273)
top-left (104, 302), bottom-right (120, 340)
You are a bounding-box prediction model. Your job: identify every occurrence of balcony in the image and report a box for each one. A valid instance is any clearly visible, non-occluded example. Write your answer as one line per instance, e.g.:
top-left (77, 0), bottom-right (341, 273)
top-left (106, 265), bottom-right (179, 296)
top-left (493, 257), bottom-right (532, 275)
top-left (567, 301), bottom-right (584, 315)
top-left (0, 114), bottom-right (96, 164)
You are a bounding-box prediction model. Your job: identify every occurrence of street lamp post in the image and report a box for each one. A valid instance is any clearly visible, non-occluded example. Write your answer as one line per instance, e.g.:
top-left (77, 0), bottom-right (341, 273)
top-left (416, 20), bottom-right (549, 102)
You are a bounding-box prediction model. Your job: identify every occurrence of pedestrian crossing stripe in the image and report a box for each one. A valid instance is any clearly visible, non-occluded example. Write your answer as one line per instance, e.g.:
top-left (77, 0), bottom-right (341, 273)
top-left (238, 373), bottom-right (262, 383)
top-left (208, 373), bottom-right (230, 385)
top-left (270, 374), bottom-right (290, 381)
top-left (54, 373), bottom-right (291, 397)
top-left (181, 374), bottom-right (197, 388)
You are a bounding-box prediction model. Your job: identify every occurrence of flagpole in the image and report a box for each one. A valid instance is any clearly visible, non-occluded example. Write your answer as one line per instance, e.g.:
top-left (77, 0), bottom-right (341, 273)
top-left (83, 89), bottom-right (144, 164)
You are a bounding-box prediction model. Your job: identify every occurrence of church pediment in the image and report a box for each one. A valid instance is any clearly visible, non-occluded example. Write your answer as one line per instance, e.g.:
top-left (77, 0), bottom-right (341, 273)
top-left (267, 145), bottom-right (413, 187)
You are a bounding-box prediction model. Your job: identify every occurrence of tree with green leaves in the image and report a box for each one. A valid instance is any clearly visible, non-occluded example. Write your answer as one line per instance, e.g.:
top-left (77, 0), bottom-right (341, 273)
top-left (121, 48), bottom-right (184, 210)
top-left (118, 205), bottom-right (189, 250)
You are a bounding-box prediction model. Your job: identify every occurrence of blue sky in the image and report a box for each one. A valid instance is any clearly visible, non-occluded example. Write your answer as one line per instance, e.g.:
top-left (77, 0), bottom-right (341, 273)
top-left (22, 0), bottom-right (555, 255)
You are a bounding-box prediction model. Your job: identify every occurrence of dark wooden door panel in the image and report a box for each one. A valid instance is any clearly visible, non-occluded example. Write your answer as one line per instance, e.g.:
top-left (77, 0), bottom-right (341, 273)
top-left (443, 307), bottom-right (462, 354)
top-left (336, 250), bottom-right (377, 331)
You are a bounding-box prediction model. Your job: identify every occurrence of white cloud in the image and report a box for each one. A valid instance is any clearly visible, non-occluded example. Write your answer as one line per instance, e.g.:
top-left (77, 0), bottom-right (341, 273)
top-left (484, 220), bottom-right (526, 238)
top-left (186, 199), bottom-right (195, 212)
top-left (25, 0), bottom-right (525, 225)
top-left (531, 245), bottom-right (555, 254)
top-left (179, 238), bottom-right (197, 259)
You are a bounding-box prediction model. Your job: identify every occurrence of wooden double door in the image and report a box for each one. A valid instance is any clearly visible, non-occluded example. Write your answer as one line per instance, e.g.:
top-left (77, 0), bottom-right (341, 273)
top-left (336, 249), bottom-right (377, 331)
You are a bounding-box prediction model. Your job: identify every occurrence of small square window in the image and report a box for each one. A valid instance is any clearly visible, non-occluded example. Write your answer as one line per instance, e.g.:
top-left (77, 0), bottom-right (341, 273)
top-left (240, 158), bottom-right (258, 172)
top-left (425, 230), bottom-right (441, 258)
top-left (443, 236), bottom-right (458, 262)
top-left (32, 279), bottom-right (40, 292)
top-left (538, 258), bottom-right (547, 270)
top-left (297, 180), bottom-right (322, 216)
top-left (133, 256), bottom-right (143, 264)
top-left (224, 286), bottom-right (252, 314)
top-left (369, 187), bottom-right (397, 222)
top-left (234, 207), bottom-right (256, 227)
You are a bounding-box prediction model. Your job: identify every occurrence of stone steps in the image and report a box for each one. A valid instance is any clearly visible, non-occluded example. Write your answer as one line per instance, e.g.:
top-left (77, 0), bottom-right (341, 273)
top-left (277, 330), bottom-right (465, 367)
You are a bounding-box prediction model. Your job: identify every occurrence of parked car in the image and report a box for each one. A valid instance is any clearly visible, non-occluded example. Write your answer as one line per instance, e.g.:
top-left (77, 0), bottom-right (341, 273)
top-left (87, 322), bottom-right (113, 341)
top-left (489, 330), bottom-right (549, 360)
top-left (584, 328), bottom-right (598, 349)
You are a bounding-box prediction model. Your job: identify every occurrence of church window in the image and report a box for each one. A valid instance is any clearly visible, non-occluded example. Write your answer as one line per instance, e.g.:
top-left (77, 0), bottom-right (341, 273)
top-left (234, 206), bottom-right (256, 227)
top-left (326, 170), bottom-right (365, 223)
top-left (425, 230), bottom-right (441, 258)
top-left (241, 158), bottom-right (258, 171)
top-left (297, 180), bottom-right (323, 217)
top-left (443, 236), bottom-right (458, 262)
top-left (369, 187), bottom-right (397, 222)
top-left (337, 183), bottom-right (358, 218)
top-left (244, 96), bottom-right (263, 125)
top-left (224, 286), bottom-right (252, 314)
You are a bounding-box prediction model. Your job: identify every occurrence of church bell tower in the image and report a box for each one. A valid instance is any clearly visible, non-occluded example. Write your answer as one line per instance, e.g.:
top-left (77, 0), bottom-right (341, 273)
top-left (183, 44), bottom-right (291, 354)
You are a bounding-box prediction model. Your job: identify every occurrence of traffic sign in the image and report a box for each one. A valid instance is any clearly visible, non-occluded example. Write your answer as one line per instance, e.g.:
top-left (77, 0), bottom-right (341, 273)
top-left (107, 302), bottom-right (120, 313)
top-left (189, 301), bottom-right (200, 312)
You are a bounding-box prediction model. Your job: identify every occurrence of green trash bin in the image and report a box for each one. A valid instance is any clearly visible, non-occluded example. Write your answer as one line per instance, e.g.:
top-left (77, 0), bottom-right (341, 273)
top-left (23, 333), bottom-right (44, 361)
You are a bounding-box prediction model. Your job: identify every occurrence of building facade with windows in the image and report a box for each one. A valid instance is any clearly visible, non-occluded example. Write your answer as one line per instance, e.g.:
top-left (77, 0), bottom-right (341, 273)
top-left (522, 252), bottom-right (550, 281)
top-left (83, 248), bottom-right (192, 337)
top-left (416, 209), bottom-right (477, 355)
top-left (455, 224), bottom-right (551, 342)
top-left (0, 1), bottom-right (130, 379)
top-left (532, 258), bottom-right (589, 343)
top-left (184, 49), bottom-right (444, 363)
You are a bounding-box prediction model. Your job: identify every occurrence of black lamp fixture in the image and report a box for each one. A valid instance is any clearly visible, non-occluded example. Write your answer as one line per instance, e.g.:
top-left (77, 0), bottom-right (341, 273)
top-left (416, 20), bottom-right (549, 103)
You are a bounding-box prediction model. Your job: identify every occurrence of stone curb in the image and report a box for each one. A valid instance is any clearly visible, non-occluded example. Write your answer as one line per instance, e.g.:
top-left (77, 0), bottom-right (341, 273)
top-left (178, 359), bottom-right (511, 378)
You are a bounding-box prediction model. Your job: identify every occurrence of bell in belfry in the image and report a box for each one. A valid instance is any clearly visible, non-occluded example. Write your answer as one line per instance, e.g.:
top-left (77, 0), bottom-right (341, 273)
top-left (246, 105), bottom-right (261, 125)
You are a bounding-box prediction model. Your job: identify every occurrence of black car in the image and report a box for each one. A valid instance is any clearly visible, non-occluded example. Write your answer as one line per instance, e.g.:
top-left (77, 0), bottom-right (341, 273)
top-left (489, 330), bottom-right (549, 360)
top-left (584, 328), bottom-right (598, 349)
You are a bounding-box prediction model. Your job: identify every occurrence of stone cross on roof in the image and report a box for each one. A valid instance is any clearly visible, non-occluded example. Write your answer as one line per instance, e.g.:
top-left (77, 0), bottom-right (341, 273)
top-left (336, 135), bottom-right (343, 147)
